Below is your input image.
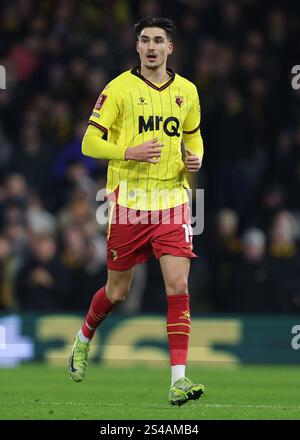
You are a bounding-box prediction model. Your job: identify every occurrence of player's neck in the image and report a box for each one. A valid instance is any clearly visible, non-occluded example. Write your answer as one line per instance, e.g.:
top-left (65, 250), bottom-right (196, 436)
top-left (140, 64), bottom-right (170, 84)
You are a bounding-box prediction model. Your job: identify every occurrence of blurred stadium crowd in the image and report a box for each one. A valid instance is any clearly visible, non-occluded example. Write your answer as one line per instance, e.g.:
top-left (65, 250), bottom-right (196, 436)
top-left (1, 0), bottom-right (300, 314)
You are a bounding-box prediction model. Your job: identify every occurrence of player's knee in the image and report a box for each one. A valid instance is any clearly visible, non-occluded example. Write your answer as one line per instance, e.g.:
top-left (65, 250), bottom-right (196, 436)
top-left (167, 277), bottom-right (188, 294)
top-left (106, 284), bottom-right (130, 304)
top-left (109, 292), bottom-right (126, 305)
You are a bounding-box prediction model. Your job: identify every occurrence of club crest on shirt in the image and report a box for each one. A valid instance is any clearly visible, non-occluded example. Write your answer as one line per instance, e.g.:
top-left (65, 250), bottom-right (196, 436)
top-left (175, 96), bottom-right (184, 107)
top-left (95, 94), bottom-right (107, 110)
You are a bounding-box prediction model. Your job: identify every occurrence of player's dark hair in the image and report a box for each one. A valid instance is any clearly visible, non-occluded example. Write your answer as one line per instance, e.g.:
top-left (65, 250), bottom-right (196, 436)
top-left (134, 17), bottom-right (177, 42)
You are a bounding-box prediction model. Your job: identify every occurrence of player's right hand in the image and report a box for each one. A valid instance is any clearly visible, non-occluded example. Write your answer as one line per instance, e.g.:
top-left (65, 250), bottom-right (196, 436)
top-left (125, 138), bottom-right (163, 163)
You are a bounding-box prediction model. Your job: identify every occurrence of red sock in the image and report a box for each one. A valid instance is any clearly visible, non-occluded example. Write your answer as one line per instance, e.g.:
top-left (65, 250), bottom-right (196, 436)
top-left (81, 286), bottom-right (115, 339)
top-left (167, 294), bottom-right (190, 366)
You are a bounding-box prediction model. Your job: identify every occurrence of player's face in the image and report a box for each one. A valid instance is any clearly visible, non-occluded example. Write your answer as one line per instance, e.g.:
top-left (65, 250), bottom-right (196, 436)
top-left (136, 27), bottom-right (173, 69)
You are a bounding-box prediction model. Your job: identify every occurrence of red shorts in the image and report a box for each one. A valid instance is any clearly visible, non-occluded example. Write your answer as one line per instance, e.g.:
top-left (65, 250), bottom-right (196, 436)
top-left (107, 202), bottom-right (197, 271)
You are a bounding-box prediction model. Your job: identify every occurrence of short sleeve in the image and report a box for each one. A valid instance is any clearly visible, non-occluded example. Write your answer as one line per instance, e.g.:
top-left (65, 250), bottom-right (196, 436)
top-left (88, 81), bottom-right (119, 133)
top-left (182, 85), bottom-right (201, 134)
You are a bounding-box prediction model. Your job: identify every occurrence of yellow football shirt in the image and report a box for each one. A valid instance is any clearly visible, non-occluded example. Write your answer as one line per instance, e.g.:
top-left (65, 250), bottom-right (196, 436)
top-left (89, 66), bottom-right (202, 210)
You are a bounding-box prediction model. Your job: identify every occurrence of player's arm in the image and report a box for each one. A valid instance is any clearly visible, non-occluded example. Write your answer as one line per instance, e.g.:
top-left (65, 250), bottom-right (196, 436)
top-left (182, 130), bottom-right (203, 172)
top-left (82, 125), bottom-right (163, 163)
top-left (182, 85), bottom-right (204, 172)
top-left (82, 124), bottom-right (127, 160)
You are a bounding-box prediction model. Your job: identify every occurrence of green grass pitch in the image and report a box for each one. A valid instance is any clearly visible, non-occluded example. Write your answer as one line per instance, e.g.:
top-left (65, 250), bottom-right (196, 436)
top-left (0, 364), bottom-right (300, 420)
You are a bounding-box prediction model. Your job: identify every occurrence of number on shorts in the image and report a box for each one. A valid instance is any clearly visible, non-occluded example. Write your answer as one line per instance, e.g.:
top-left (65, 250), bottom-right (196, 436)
top-left (182, 224), bottom-right (193, 244)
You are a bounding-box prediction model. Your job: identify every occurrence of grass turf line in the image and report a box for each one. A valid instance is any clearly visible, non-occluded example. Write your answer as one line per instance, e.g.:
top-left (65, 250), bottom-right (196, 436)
top-left (0, 365), bottom-right (300, 420)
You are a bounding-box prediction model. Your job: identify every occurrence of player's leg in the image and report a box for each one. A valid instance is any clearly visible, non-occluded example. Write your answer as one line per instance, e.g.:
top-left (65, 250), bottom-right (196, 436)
top-left (69, 268), bottom-right (134, 382)
top-left (159, 254), bottom-right (205, 405)
top-left (159, 254), bottom-right (190, 384)
top-left (80, 267), bottom-right (134, 340)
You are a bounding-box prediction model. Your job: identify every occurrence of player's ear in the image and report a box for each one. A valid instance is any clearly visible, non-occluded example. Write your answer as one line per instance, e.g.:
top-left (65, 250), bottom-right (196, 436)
top-left (167, 42), bottom-right (173, 55)
top-left (136, 40), bottom-right (140, 54)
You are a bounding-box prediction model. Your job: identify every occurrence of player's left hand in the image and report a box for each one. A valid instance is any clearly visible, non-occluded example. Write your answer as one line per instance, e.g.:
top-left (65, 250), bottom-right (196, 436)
top-left (184, 149), bottom-right (202, 172)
